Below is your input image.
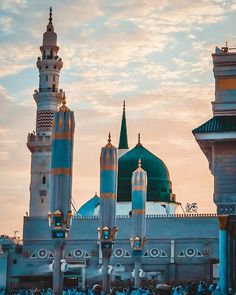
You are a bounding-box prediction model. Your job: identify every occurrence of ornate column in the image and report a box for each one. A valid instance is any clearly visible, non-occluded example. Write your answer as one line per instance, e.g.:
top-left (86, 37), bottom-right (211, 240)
top-left (48, 98), bottom-right (74, 294)
top-left (218, 215), bottom-right (229, 294)
top-left (228, 216), bottom-right (236, 291)
top-left (233, 239), bottom-right (236, 290)
top-left (81, 267), bottom-right (86, 289)
top-left (130, 159), bottom-right (147, 288)
top-left (98, 134), bottom-right (118, 294)
top-left (227, 222), bottom-right (234, 289)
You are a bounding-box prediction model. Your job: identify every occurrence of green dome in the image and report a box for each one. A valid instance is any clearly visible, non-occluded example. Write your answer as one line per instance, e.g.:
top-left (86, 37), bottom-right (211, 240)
top-left (117, 144), bottom-right (175, 203)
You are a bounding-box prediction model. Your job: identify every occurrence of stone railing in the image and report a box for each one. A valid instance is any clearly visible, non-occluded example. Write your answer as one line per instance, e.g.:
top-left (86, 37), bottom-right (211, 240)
top-left (73, 215), bottom-right (99, 220)
top-left (73, 213), bottom-right (217, 220)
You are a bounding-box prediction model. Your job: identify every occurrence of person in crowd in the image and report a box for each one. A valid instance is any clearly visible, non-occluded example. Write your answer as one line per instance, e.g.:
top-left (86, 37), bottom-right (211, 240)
top-left (213, 286), bottom-right (222, 295)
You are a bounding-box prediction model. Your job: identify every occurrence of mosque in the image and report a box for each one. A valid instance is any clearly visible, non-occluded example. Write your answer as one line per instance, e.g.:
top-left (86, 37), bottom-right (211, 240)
top-left (0, 8), bottom-right (235, 293)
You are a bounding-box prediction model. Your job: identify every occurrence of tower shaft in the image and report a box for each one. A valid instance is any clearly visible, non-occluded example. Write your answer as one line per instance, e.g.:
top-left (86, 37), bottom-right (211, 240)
top-left (27, 9), bottom-right (64, 217)
top-left (51, 103), bottom-right (75, 214)
top-left (99, 135), bottom-right (118, 293)
top-left (100, 136), bottom-right (118, 231)
top-left (193, 47), bottom-right (236, 215)
top-left (131, 162), bottom-right (147, 239)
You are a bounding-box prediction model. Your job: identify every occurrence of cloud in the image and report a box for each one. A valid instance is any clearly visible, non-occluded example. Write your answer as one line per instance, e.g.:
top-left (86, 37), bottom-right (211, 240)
top-left (0, 16), bottom-right (13, 33)
top-left (2, 0), bottom-right (234, 234)
top-left (190, 41), bottom-right (213, 74)
top-left (0, 85), bottom-right (34, 236)
top-left (0, 0), bottom-right (27, 14)
top-left (106, 0), bottom-right (228, 33)
top-left (0, 43), bottom-right (35, 77)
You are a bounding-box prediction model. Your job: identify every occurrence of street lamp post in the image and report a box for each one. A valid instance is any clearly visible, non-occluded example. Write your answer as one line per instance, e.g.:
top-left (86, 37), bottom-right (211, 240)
top-left (48, 210), bottom-right (72, 294)
top-left (97, 226), bottom-right (118, 293)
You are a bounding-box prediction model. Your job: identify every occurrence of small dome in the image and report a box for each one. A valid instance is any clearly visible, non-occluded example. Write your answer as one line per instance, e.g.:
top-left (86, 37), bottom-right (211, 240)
top-left (43, 24), bottom-right (57, 46)
top-left (117, 144), bottom-right (175, 203)
top-left (77, 194), bottom-right (100, 216)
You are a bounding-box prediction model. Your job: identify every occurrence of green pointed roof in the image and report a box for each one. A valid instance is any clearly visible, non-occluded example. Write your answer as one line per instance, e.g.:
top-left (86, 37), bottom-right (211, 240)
top-left (117, 137), bottom-right (175, 203)
top-left (118, 101), bottom-right (129, 149)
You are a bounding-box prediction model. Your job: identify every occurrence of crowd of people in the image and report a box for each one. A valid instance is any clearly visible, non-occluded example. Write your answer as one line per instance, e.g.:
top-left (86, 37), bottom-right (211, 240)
top-left (0, 281), bottom-right (235, 295)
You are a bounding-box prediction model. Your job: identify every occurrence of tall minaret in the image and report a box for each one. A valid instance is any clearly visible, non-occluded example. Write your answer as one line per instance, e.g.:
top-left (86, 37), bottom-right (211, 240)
top-left (27, 8), bottom-right (64, 217)
top-left (118, 101), bottom-right (129, 158)
top-left (193, 45), bottom-right (236, 293)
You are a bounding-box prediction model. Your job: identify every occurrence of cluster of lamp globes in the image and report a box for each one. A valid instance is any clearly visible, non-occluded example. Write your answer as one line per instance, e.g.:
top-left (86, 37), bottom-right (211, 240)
top-left (97, 226), bottom-right (118, 242)
top-left (97, 226), bottom-right (147, 249)
top-left (130, 236), bottom-right (147, 251)
top-left (47, 210), bottom-right (73, 239)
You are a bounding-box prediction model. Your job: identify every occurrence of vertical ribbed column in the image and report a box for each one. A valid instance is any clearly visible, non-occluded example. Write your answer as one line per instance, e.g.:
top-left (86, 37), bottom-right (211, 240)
top-left (51, 100), bottom-right (75, 215)
top-left (100, 133), bottom-right (117, 231)
top-left (131, 159), bottom-right (147, 288)
top-left (228, 232), bottom-right (233, 289)
top-left (50, 99), bottom-right (74, 294)
top-left (218, 215), bottom-right (229, 295)
top-left (233, 239), bottom-right (236, 290)
top-left (99, 133), bottom-right (118, 294)
top-left (131, 159), bottom-right (147, 240)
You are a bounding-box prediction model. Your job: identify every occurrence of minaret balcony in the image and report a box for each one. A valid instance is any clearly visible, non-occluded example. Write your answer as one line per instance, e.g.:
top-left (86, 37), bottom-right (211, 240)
top-left (27, 133), bottom-right (52, 153)
top-left (33, 90), bottom-right (64, 105)
top-left (38, 87), bottom-right (59, 93)
top-left (37, 58), bottom-right (63, 70)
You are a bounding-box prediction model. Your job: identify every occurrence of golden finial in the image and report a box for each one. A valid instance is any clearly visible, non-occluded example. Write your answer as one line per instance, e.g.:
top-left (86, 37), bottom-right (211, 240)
top-left (222, 41), bottom-right (229, 53)
top-left (49, 7), bottom-right (53, 24)
top-left (108, 132), bottom-right (111, 144)
top-left (138, 158), bottom-right (141, 168)
top-left (137, 133), bottom-right (141, 145)
top-left (59, 92), bottom-right (69, 112)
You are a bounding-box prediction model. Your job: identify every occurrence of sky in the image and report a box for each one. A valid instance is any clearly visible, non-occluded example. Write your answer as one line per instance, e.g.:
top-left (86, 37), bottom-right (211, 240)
top-left (1, 0), bottom-right (236, 236)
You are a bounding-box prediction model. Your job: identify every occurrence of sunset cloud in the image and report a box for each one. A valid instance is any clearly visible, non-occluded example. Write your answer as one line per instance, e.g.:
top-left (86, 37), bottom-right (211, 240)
top-left (0, 0), bottom-right (234, 235)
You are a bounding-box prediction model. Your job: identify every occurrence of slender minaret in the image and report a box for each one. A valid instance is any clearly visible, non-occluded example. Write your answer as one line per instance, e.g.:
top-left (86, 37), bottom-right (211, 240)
top-left (130, 159), bottom-right (147, 288)
top-left (50, 96), bottom-right (75, 214)
top-left (27, 7), bottom-right (64, 217)
top-left (118, 101), bottom-right (129, 158)
top-left (49, 96), bottom-right (74, 294)
top-left (98, 133), bottom-right (118, 293)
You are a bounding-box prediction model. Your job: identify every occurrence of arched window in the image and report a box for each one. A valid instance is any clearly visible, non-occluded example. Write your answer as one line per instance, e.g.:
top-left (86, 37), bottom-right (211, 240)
top-left (40, 190), bottom-right (47, 196)
top-left (42, 176), bottom-right (46, 184)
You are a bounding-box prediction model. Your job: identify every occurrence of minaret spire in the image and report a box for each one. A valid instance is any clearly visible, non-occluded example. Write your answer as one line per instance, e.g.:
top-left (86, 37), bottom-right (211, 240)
top-left (49, 6), bottom-right (53, 24)
top-left (118, 100), bottom-right (129, 158)
top-left (137, 133), bottom-right (142, 146)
